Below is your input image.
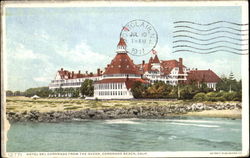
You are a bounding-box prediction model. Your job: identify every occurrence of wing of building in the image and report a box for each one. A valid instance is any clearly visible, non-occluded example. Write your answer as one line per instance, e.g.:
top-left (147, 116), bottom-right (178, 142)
top-left (185, 69), bottom-right (221, 90)
top-left (94, 38), bottom-right (149, 99)
top-left (49, 38), bottom-right (221, 99)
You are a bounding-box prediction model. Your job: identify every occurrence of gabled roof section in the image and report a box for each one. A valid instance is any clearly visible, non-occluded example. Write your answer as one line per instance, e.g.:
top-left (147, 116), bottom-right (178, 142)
top-left (152, 55), bottom-right (160, 63)
top-left (186, 70), bottom-right (221, 83)
top-left (117, 37), bottom-right (126, 47)
top-left (57, 69), bottom-right (100, 80)
top-left (103, 53), bottom-right (141, 75)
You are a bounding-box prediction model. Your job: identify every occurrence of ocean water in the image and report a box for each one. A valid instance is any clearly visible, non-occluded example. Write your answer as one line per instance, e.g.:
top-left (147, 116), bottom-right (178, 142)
top-left (7, 117), bottom-right (242, 152)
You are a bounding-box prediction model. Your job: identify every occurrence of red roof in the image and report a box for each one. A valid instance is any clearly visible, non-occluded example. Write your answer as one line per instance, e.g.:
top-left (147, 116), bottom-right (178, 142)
top-left (136, 57), bottom-right (186, 75)
top-left (161, 60), bottom-right (186, 75)
top-left (149, 57), bottom-right (153, 63)
top-left (117, 37), bottom-right (126, 47)
top-left (95, 78), bottom-right (149, 89)
top-left (103, 53), bottom-right (141, 75)
top-left (152, 55), bottom-right (160, 63)
top-left (58, 69), bottom-right (100, 80)
top-left (186, 70), bottom-right (221, 83)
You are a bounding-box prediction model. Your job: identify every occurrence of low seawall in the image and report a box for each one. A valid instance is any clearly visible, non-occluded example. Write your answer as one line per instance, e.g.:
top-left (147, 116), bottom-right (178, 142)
top-left (6, 102), bottom-right (242, 122)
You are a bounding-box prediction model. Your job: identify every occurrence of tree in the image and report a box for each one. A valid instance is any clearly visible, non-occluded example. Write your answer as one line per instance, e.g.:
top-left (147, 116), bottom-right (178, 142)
top-left (131, 81), bottom-right (147, 98)
top-left (216, 75), bottom-right (241, 92)
top-left (179, 83), bottom-right (203, 100)
top-left (24, 87), bottom-right (50, 97)
top-left (80, 79), bottom-right (94, 97)
top-left (229, 72), bottom-right (235, 80)
top-left (6, 90), bottom-right (13, 96)
top-left (72, 88), bottom-right (80, 98)
top-left (146, 81), bottom-right (172, 98)
top-left (14, 91), bottom-right (21, 96)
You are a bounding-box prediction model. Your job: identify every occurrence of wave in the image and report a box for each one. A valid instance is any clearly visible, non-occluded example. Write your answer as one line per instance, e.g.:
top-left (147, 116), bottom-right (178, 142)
top-left (173, 30), bottom-right (248, 36)
top-left (173, 45), bottom-right (248, 51)
top-left (174, 25), bottom-right (249, 32)
top-left (174, 21), bottom-right (248, 26)
top-left (170, 122), bottom-right (220, 128)
top-left (172, 49), bottom-right (249, 55)
top-left (173, 40), bottom-right (248, 46)
top-left (173, 35), bottom-right (248, 41)
top-left (104, 119), bottom-right (140, 124)
top-left (163, 119), bottom-right (233, 124)
top-left (168, 135), bottom-right (177, 140)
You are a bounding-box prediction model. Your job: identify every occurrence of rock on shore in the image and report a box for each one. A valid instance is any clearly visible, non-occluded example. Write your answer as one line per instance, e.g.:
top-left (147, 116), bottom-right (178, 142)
top-left (6, 102), bottom-right (242, 122)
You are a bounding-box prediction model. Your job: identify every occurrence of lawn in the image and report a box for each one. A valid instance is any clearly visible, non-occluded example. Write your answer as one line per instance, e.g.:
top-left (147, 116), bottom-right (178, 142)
top-left (5, 96), bottom-right (242, 119)
top-left (5, 96), bottom-right (183, 112)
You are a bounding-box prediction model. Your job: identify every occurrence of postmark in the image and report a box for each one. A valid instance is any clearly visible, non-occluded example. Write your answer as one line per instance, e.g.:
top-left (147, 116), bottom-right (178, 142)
top-left (120, 19), bottom-right (158, 56)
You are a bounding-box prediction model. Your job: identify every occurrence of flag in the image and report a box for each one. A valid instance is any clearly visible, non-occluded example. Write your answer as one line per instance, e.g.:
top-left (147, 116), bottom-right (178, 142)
top-left (122, 26), bottom-right (129, 31)
top-left (152, 49), bottom-right (157, 55)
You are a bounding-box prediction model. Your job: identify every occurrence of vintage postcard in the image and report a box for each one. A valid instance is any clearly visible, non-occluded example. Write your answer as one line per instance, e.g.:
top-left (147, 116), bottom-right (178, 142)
top-left (1, 0), bottom-right (249, 157)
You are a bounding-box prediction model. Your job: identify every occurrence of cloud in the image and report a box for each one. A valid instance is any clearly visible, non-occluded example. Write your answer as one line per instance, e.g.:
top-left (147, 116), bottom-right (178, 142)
top-left (33, 76), bottom-right (52, 83)
top-left (55, 41), bottom-right (112, 71)
top-left (11, 43), bottom-right (49, 60)
top-left (155, 44), bottom-right (173, 59)
top-left (33, 30), bottom-right (49, 40)
top-left (7, 42), bottom-right (56, 90)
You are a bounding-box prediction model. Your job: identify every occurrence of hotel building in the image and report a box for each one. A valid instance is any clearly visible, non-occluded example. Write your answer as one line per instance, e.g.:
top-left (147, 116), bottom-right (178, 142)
top-left (49, 38), bottom-right (220, 99)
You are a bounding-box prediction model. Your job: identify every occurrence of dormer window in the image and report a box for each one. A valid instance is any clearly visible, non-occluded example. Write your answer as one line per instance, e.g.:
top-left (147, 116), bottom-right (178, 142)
top-left (118, 65), bottom-right (121, 68)
top-left (127, 65), bottom-right (129, 68)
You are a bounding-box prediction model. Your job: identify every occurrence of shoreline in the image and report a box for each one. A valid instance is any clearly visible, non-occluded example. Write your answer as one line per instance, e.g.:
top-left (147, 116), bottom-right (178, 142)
top-left (6, 102), bottom-right (242, 122)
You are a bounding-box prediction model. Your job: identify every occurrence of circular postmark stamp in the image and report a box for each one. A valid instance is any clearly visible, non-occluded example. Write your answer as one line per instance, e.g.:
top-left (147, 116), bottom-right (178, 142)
top-left (120, 19), bottom-right (158, 56)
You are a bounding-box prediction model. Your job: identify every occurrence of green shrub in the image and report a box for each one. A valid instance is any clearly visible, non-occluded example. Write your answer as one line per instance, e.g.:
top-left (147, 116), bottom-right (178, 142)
top-left (193, 92), bottom-right (207, 101)
top-left (206, 92), bottom-right (217, 98)
top-left (205, 91), bottom-right (228, 102)
top-left (222, 92), bottom-right (238, 101)
top-left (216, 96), bottom-right (226, 102)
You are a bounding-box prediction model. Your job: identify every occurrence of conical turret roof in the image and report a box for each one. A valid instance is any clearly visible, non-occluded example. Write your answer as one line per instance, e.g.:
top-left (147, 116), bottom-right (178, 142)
top-left (103, 53), bottom-right (141, 75)
top-left (152, 55), bottom-right (160, 63)
top-left (117, 37), bottom-right (126, 47)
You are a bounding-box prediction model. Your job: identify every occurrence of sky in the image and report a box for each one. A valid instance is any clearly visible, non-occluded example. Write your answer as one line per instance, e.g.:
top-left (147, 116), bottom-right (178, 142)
top-left (5, 6), bottom-right (247, 91)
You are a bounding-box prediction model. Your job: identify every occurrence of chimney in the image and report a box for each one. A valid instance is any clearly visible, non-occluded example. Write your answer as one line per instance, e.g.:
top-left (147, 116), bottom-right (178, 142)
top-left (97, 68), bottom-right (101, 76)
top-left (90, 72), bottom-right (93, 76)
top-left (179, 58), bottom-right (183, 67)
top-left (72, 71), bottom-right (74, 78)
top-left (142, 60), bottom-right (145, 65)
top-left (179, 58), bottom-right (184, 74)
top-left (61, 68), bottom-right (63, 71)
top-left (78, 70), bottom-right (81, 74)
top-left (85, 71), bottom-right (88, 74)
top-left (195, 68), bottom-right (198, 70)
